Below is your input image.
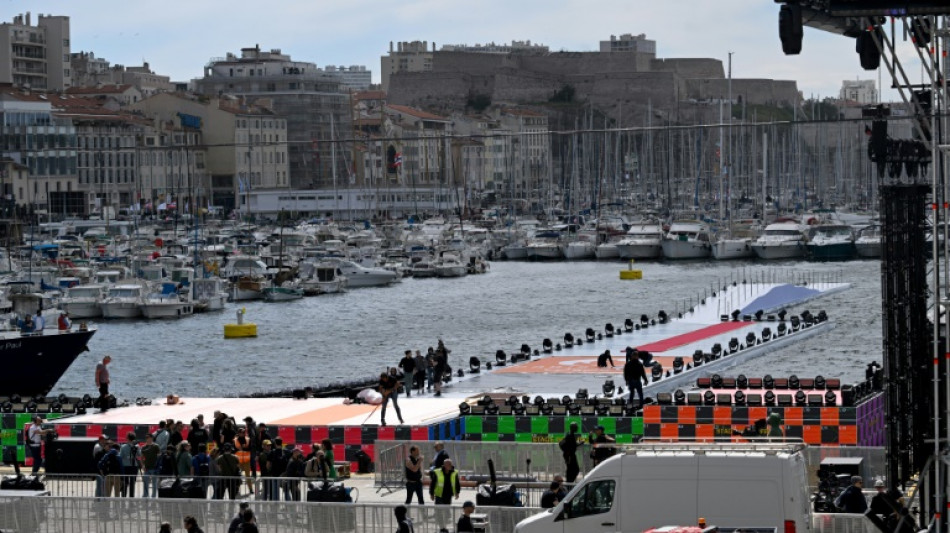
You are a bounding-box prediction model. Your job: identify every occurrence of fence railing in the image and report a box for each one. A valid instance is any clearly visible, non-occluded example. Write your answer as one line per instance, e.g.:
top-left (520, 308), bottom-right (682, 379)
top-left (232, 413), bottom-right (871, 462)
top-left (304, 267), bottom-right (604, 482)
top-left (374, 440), bottom-right (590, 489)
top-left (0, 494), bottom-right (893, 533)
top-left (374, 441), bottom-right (886, 492)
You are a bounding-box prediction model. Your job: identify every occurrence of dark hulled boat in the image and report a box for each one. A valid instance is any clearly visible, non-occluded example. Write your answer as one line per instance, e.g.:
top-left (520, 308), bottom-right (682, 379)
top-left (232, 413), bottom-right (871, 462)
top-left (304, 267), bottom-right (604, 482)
top-left (0, 326), bottom-right (97, 397)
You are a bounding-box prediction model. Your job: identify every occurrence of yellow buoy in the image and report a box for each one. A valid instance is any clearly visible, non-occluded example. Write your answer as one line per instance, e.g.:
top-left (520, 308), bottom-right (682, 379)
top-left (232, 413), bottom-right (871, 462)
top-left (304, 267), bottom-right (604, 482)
top-left (225, 307), bottom-right (258, 338)
top-left (620, 259), bottom-right (642, 280)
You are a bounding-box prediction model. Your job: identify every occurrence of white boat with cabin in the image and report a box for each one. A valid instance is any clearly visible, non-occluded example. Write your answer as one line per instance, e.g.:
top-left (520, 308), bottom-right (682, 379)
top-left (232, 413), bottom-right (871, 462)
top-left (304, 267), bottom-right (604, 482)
top-left (100, 284), bottom-right (147, 319)
top-left (615, 224), bottom-right (663, 260)
top-left (60, 284), bottom-right (108, 319)
top-left (660, 221), bottom-right (712, 260)
top-left (751, 222), bottom-right (807, 260)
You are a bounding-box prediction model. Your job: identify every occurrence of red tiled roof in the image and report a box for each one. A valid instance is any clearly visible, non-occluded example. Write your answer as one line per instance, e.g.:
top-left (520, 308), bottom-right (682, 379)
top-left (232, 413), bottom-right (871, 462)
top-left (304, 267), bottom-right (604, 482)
top-left (504, 107), bottom-right (545, 117)
top-left (66, 84), bottom-right (135, 95)
top-left (386, 104), bottom-right (447, 121)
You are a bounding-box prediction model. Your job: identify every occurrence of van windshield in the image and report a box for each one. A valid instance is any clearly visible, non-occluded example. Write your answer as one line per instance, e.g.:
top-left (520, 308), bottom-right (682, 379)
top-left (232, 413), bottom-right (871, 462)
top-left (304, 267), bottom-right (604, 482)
top-left (568, 479), bottom-right (615, 518)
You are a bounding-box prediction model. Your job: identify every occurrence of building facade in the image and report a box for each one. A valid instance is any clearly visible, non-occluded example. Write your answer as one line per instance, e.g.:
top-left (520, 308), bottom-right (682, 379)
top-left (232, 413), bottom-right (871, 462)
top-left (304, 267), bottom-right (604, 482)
top-left (194, 46), bottom-right (351, 191)
top-left (71, 52), bottom-right (174, 98)
top-left (380, 41), bottom-right (433, 93)
top-left (0, 13), bottom-right (71, 92)
top-left (323, 65), bottom-right (372, 91)
top-left (839, 79), bottom-right (877, 105)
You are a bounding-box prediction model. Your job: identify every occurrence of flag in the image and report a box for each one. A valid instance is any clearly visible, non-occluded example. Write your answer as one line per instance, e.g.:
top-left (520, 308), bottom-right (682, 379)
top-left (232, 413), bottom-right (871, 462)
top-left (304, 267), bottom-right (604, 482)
top-left (394, 152), bottom-right (403, 167)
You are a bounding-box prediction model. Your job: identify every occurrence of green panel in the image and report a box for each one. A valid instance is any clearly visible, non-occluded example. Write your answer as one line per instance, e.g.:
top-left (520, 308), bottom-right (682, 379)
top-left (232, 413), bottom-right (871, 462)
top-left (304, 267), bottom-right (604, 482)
top-left (531, 417), bottom-right (548, 435)
top-left (15, 414), bottom-right (31, 436)
top-left (631, 417), bottom-right (644, 435)
top-left (564, 416), bottom-right (582, 430)
top-left (16, 447), bottom-right (24, 462)
top-left (0, 429), bottom-right (16, 446)
top-left (466, 417), bottom-right (482, 434)
top-left (482, 433), bottom-right (499, 442)
top-left (498, 416), bottom-right (515, 434)
top-left (515, 433), bottom-right (533, 443)
top-left (615, 434), bottom-right (634, 444)
top-left (598, 417), bottom-right (616, 434)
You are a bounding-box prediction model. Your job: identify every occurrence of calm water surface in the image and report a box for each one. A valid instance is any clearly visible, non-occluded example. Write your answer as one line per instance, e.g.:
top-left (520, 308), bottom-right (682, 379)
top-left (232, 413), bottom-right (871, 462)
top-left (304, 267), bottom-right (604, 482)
top-left (49, 260), bottom-right (883, 399)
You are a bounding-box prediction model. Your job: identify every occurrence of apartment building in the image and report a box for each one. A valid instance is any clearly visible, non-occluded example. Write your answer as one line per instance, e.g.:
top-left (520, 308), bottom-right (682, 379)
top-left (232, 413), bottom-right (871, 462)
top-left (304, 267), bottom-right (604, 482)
top-left (0, 13), bottom-right (71, 92)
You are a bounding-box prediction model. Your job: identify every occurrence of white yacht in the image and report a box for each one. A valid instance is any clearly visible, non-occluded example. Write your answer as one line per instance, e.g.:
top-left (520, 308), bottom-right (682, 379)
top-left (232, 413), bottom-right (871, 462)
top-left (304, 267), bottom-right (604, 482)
top-left (806, 224), bottom-right (855, 261)
top-left (262, 282), bottom-right (305, 302)
top-left (660, 221), bottom-right (712, 260)
top-left (298, 262), bottom-right (347, 295)
top-left (192, 277), bottom-right (229, 311)
top-left (615, 224), bottom-right (663, 260)
top-left (100, 284), bottom-right (147, 319)
top-left (711, 225), bottom-right (759, 260)
top-left (751, 222), bottom-right (807, 260)
top-left (434, 252), bottom-right (469, 278)
top-left (60, 284), bottom-right (107, 319)
top-left (332, 259), bottom-right (397, 287)
top-left (525, 230), bottom-right (564, 261)
top-left (140, 282), bottom-right (194, 319)
top-left (561, 234), bottom-right (597, 260)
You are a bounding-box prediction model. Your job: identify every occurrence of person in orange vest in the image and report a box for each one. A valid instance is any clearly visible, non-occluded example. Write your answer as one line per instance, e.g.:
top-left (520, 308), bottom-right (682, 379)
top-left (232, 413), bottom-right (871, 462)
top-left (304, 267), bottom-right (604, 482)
top-left (232, 426), bottom-right (254, 495)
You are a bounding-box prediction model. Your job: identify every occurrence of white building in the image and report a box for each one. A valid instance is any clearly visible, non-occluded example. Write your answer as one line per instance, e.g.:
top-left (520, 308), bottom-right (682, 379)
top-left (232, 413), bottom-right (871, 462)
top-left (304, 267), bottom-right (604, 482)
top-left (0, 12), bottom-right (71, 91)
top-left (839, 79), bottom-right (877, 104)
top-left (323, 65), bottom-right (372, 91)
top-left (240, 187), bottom-right (462, 218)
top-left (600, 33), bottom-right (656, 55)
top-left (380, 41), bottom-right (434, 93)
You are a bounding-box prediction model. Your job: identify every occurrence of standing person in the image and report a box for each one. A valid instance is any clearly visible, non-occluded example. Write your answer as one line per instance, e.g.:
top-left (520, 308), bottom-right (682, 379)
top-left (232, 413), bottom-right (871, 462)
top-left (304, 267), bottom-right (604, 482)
top-left (243, 417), bottom-right (259, 481)
top-left (404, 445), bottom-right (424, 504)
top-left (169, 421), bottom-right (184, 447)
top-left (623, 350), bottom-right (649, 407)
top-left (321, 439), bottom-right (338, 480)
top-left (221, 418), bottom-right (237, 448)
top-left (140, 433), bottom-right (161, 498)
top-left (156, 446), bottom-right (176, 488)
top-left (394, 505), bottom-right (414, 533)
top-left (283, 447), bottom-right (305, 501)
top-left (217, 444), bottom-right (241, 500)
top-left (93, 436), bottom-right (108, 497)
top-left (192, 443), bottom-right (212, 496)
top-left (433, 350), bottom-right (447, 397)
top-left (153, 421), bottom-right (170, 452)
top-left (589, 426), bottom-right (616, 467)
top-left (97, 443), bottom-right (122, 497)
top-left (413, 350), bottom-right (426, 393)
top-left (258, 440), bottom-right (275, 500)
top-left (95, 355), bottom-right (112, 413)
top-left (559, 422), bottom-right (582, 482)
top-left (430, 441), bottom-right (449, 470)
top-left (119, 432), bottom-right (140, 497)
top-left (33, 309), bottom-right (45, 333)
top-left (25, 415), bottom-right (49, 474)
top-left (211, 411), bottom-right (225, 446)
top-left (188, 418), bottom-right (209, 450)
top-left (398, 350), bottom-right (416, 398)
top-left (835, 476), bottom-right (869, 513)
top-left (425, 347), bottom-right (437, 392)
top-left (57, 311), bottom-right (71, 331)
top-left (228, 501), bottom-right (251, 533)
top-left (429, 458), bottom-right (460, 504)
top-left (233, 427), bottom-right (254, 494)
top-left (304, 451), bottom-right (329, 479)
top-left (378, 370), bottom-right (404, 426)
top-left (175, 442), bottom-right (193, 477)
top-left (183, 516), bottom-right (205, 533)
top-left (457, 501), bottom-right (477, 532)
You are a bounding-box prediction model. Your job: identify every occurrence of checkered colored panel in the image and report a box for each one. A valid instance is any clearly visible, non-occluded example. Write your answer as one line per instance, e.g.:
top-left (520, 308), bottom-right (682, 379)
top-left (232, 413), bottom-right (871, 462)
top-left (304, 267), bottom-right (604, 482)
top-left (641, 396), bottom-right (877, 446)
top-left (462, 416), bottom-right (643, 442)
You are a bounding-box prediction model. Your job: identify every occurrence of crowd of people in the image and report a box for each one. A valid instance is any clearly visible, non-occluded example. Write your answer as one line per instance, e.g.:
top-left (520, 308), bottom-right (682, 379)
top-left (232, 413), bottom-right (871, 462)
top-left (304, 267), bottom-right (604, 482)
top-left (79, 410), bottom-right (339, 501)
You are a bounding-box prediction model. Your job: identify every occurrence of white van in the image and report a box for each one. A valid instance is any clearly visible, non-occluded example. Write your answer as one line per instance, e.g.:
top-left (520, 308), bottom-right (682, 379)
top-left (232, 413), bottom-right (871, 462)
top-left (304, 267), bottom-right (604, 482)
top-left (515, 443), bottom-right (812, 533)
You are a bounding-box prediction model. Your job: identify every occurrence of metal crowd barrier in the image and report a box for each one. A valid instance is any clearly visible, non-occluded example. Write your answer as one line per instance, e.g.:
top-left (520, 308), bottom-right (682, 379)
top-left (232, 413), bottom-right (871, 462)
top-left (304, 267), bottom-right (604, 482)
top-left (0, 494), bottom-right (888, 533)
top-left (374, 440), bottom-right (590, 488)
top-left (0, 495), bottom-right (538, 533)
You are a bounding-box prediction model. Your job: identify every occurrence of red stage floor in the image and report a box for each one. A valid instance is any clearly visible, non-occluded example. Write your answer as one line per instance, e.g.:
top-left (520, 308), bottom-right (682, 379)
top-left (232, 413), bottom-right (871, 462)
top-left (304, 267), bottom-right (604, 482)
top-left (634, 321), bottom-right (749, 353)
top-left (493, 355), bottom-right (683, 375)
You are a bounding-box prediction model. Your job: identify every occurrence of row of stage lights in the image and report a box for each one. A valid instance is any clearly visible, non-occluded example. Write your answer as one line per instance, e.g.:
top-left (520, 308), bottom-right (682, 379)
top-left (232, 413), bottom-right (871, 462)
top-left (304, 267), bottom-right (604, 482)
top-left (0, 393), bottom-right (116, 414)
top-left (459, 393), bottom-right (641, 417)
top-left (469, 309), bottom-right (827, 375)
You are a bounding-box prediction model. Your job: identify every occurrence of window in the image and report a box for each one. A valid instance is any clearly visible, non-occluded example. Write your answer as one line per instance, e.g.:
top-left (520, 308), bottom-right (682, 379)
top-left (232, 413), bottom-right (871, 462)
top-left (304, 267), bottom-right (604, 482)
top-left (566, 480), bottom-right (615, 519)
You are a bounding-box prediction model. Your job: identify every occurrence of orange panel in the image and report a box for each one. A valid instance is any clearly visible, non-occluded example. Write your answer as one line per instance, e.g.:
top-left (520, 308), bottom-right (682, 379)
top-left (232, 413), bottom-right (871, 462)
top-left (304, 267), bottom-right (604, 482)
top-left (783, 407), bottom-right (803, 426)
top-left (661, 423), bottom-right (679, 440)
top-left (678, 406), bottom-right (696, 425)
top-left (696, 424), bottom-right (715, 442)
top-left (803, 425), bottom-right (822, 445)
top-left (820, 407), bottom-right (839, 426)
top-left (749, 407), bottom-right (768, 422)
top-left (643, 406), bottom-right (661, 424)
top-left (839, 425), bottom-right (858, 445)
top-left (713, 406), bottom-right (732, 425)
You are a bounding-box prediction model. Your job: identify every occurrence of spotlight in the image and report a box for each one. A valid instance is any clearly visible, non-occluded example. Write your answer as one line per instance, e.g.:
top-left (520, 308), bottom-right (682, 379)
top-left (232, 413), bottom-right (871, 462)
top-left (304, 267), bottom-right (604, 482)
top-left (693, 350), bottom-right (704, 366)
top-left (540, 403), bottom-right (553, 416)
top-left (486, 403), bottom-right (499, 415)
top-left (542, 338), bottom-right (553, 353)
top-left (657, 310), bottom-right (668, 324)
top-left (513, 403), bottom-right (526, 415)
top-left (478, 395), bottom-right (493, 406)
top-left (824, 390), bottom-right (837, 406)
top-left (711, 374), bottom-right (723, 388)
top-left (605, 323), bottom-right (615, 336)
top-left (469, 357), bottom-right (481, 374)
top-left (575, 389), bottom-right (589, 400)
top-left (754, 310), bottom-right (764, 321)
top-left (763, 375), bottom-right (774, 389)
top-left (761, 328), bottom-right (772, 342)
top-left (703, 390), bottom-right (715, 405)
top-left (790, 315), bottom-right (801, 330)
top-left (567, 403), bottom-right (581, 415)
top-left (736, 374), bottom-right (748, 389)
top-left (624, 318), bottom-right (634, 331)
top-left (520, 344), bottom-right (531, 357)
top-left (728, 338), bottom-right (739, 352)
top-left (459, 402), bottom-right (471, 415)
top-left (602, 380), bottom-right (616, 397)
top-left (651, 365), bottom-right (662, 382)
top-left (563, 333), bottom-right (574, 346)
top-left (814, 375), bottom-right (826, 390)
top-left (495, 350), bottom-right (507, 366)
top-left (794, 391), bottom-right (806, 405)
top-left (585, 328), bottom-right (595, 341)
top-left (777, 322), bottom-right (787, 336)
top-left (672, 357), bottom-right (684, 374)
top-left (595, 404), bottom-right (610, 416)
top-left (507, 395), bottom-right (519, 406)
top-left (533, 395), bottom-right (545, 406)
top-left (788, 375), bottom-right (800, 389)
top-left (486, 362), bottom-right (492, 370)
top-left (561, 395), bottom-right (572, 406)
top-left (777, 309), bottom-right (787, 321)
top-left (673, 390), bottom-right (686, 405)
top-left (764, 391), bottom-right (776, 405)
top-left (522, 395), bottom-right (531, 405)
top-left (745, 332), bottom-right (757, 346)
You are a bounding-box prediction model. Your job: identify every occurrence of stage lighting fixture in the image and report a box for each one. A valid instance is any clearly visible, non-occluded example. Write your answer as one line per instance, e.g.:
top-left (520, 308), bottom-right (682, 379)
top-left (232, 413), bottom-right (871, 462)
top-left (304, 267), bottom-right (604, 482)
top-left (459, 403), bottom-right (471, 415)
top-left (602, 380), bottom-right (616, 397)
top-left (469, 357), bottom-right (481, 374)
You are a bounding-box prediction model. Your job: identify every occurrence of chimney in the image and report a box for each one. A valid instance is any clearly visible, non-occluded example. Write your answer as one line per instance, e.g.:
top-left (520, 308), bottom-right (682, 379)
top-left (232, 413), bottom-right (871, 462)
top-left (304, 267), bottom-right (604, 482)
top-left (389, 41), bottom-right (393, 53)
top-left (25, 12), bottom-right (30, 26)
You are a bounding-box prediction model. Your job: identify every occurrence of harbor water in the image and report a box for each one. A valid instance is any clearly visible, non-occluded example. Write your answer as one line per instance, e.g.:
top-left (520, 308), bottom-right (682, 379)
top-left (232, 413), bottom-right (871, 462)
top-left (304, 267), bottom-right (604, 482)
top-left (49, 259), bottom-right (883, 399)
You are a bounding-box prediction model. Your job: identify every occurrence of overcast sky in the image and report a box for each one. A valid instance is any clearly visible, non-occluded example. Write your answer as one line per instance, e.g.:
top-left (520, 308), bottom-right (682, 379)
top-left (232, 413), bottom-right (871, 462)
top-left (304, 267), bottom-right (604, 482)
top-left (7, 1), bottom-right (923, 100)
